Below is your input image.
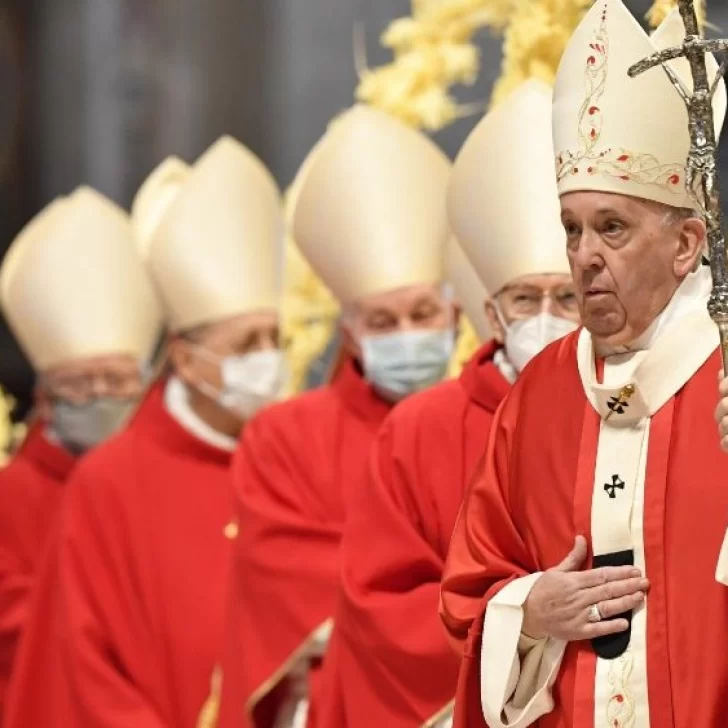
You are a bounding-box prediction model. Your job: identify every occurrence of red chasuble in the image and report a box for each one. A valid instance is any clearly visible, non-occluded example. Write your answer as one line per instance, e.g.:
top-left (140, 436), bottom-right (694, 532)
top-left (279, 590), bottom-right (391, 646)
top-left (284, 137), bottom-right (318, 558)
top-left (441, 318), bottom-right (728, 728)
top-left (4, 381), bottom-right (235, 728)
top-left (315, 342), bottom-right (510, 728)
top-left (0, 422), bottom-right (75, 718)
top-left (216, 359), bottom-right (392, 728)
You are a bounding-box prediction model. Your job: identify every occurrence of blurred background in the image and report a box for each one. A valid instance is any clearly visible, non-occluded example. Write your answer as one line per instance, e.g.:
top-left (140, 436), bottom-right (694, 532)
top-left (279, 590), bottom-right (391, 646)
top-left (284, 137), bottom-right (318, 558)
top-left (0, 0), bottom-right (725, 418)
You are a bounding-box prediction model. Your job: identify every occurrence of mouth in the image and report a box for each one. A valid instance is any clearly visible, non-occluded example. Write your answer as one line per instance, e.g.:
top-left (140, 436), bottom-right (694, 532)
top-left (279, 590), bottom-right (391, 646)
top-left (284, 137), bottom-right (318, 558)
top-left (585, 288), bottom-right (612, 299)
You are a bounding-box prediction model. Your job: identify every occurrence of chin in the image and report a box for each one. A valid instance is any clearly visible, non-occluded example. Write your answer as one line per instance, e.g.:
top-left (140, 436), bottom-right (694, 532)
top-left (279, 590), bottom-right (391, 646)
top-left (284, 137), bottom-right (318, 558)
top-left (583, 312), bottom-right (626, 341)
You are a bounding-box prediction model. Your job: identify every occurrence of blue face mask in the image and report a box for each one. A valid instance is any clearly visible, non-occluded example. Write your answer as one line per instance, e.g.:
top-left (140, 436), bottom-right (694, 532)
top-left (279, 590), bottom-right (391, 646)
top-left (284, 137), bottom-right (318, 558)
top-left (51, 398), bottom-right (136, 453)
top-left (360, 328), bottom-right (455, 402)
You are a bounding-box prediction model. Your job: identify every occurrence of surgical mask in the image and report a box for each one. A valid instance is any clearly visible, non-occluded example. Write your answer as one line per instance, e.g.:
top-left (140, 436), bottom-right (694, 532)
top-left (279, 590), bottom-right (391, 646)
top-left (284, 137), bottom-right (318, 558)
top-left (51, 398), bottom-right (137, 453)
top-left (361, 328), bottom-right (455, 403)
top-left (195, 348), bottom-right (288, 421)
top-left (502, 312), bottom-right (578, 372)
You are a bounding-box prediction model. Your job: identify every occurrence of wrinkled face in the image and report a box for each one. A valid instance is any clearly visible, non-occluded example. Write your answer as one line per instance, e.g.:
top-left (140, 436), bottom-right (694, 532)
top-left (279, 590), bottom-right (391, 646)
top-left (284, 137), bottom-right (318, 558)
top-left (342, 282), bottom-right (454, 356)
top-left (41, 354), bottom-right (145, 404)
top-left (560, 191), bottom-right (705, 348)
top-left (171, 310), bottom-right (280, 392)
top-left (485, 273), bottom-right (579, 343)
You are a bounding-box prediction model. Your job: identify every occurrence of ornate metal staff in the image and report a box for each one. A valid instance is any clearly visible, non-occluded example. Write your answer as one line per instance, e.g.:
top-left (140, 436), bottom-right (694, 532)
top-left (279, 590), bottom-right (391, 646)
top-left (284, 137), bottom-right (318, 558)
top-left (629, 0), bottom-right (728, 369)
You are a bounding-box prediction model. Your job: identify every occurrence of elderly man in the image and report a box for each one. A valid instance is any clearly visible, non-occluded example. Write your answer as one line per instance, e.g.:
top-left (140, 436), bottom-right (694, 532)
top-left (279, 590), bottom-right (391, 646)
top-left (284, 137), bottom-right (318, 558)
top-left (0, 188), bottom-right (161, 720)
top-left (314, 80), bottom-right (579, 728)
top-left (4, 138), bottom-right (287, 728)
top-left (216, 105), bottom-right (455, 728)
top-left (440, 4), bottom-right (728, 727)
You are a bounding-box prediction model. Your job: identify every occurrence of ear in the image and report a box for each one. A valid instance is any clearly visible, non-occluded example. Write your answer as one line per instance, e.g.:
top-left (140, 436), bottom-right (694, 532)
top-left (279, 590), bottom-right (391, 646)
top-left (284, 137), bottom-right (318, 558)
top-left (674, 216), bottom-right (706, 277)
top-left (339, 320), bottom-right (362, 364)
top-left (484, 299), bottom-right (506, 344)
top-left (167, 337), bottom-right (197, 385)
top-left (450, 300), bottom-right (462, 329)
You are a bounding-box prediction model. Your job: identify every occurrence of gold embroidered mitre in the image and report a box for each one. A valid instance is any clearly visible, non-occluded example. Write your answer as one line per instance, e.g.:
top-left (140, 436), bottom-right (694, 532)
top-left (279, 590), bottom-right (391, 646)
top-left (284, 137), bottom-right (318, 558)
top-left (449, 80), bottom-right (569, 296)
top-left (553, 0), bottom-right (726, 208)
top-left (293, 105), bottom-right (451, 303)
top-left (0, 188), bottom-right (162, 370)
top-left (148, 136), bottom-right (284, 332)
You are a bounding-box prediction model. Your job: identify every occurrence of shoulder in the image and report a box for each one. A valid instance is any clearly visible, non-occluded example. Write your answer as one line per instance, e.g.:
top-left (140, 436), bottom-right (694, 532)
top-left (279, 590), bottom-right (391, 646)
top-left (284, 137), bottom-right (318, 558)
top-left (383, 379), bottom-right (468, 435)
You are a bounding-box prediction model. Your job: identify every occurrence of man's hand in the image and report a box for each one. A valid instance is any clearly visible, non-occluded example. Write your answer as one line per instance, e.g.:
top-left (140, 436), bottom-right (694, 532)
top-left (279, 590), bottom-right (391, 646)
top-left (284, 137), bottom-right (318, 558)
top-left (522, 536), bottom-right (649, 641)
top-left (715, 374), bottom-right (728, 452)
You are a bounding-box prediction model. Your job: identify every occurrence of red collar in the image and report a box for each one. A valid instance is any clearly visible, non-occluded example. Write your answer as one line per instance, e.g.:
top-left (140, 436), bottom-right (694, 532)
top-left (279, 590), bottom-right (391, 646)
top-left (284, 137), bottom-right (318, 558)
top-left (127, 380), bottom-right (233, 467)
top-left (19, 422), bottom-right (77, 482)
top-left (459, 340), bottom-right (512, 413)
top-left (331, 357), bottom-right (394, 424)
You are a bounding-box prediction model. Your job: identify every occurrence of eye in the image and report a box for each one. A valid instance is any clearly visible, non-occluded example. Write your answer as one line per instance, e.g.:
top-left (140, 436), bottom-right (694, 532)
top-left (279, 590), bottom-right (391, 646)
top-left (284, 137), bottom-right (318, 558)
top-left (602, 219), bottom-right (625, 235)
top-left (563, 221), bottom-right (580, 238)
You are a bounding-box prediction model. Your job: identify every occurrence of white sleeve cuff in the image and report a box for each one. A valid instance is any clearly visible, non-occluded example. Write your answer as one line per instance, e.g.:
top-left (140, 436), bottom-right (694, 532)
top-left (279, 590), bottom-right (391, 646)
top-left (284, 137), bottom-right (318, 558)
top-left (480, 574), bottom-right (567, 728)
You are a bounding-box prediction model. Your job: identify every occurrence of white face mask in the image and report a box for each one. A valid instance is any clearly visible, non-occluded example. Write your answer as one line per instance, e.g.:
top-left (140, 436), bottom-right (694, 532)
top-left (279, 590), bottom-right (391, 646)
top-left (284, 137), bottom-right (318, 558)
top-left (195, 348), bottom-right (288, 421)
top-left (361, 328), bottom-right (455, 403)
top-left (502, 312), bottom-right (578, 372)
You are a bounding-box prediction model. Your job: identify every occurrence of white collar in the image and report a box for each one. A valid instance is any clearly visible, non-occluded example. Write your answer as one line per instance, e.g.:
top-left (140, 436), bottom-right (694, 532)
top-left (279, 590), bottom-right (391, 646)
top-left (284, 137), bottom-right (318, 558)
top-left (163, 377), bottom-right (237, 452)
top-left (595, 266), bottom-right (713, 357)
top-left (493, 348), bottom-right (518, 384)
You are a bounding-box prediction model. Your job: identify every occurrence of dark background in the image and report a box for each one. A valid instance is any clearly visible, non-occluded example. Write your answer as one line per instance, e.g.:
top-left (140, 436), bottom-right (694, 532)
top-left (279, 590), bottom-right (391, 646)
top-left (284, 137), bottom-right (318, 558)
top-left (0, 0), bottom-right (725, 417)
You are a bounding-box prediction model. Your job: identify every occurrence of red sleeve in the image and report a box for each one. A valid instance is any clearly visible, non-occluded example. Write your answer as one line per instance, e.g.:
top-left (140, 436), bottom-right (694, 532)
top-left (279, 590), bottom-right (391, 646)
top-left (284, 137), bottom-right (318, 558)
top-left (318, 415), bottom-right (462, 727)
top-left (56, 459), bottom-right (168, 727)
top-left (439, 391), bottom-right (534, 648)
top-left (217, 408), bottom-right (341, 727)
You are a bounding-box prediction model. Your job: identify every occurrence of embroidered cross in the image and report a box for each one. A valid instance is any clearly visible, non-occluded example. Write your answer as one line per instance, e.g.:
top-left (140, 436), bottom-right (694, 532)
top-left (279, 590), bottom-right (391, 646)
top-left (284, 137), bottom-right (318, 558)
top-left (605, 384), bottom-right (636, 420)
top-left (604, 474), bottom-right (626, 499)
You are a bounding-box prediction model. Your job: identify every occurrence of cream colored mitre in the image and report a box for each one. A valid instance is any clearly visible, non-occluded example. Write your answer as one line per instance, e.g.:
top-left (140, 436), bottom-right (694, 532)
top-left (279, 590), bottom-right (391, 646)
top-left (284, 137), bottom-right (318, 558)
top-left (0, 187), bottom-right (162, 371)
top-left (131, 156), bottom-right (190, 257)
top-left (148, 136), bottom-right (284, 333)
top-left (293, 104), bottom-right (451, 303)
top-left (445, 237), bottom-right (491, 341)
top-left (553, 0), bottom-right (726, 208)
top-left (448, 79), bottom-right (569, 295)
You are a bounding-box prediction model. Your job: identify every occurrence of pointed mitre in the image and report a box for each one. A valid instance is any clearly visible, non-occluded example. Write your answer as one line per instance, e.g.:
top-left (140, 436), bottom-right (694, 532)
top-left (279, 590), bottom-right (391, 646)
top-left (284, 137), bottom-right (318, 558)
top-left (448, 80), bottom-right (569, 295)
top-left (445, 237), bottom-right (491, 341)
top-left (553, 0), bottom-right (726, 208)
top-left (293, 105), bottom-right (451, 303)
top-left (148, 136), bottom-right (284, 332)
top-left (0, 187), bottom-right (162, 371)
top-left (131, 156), bottom-right (190, 257)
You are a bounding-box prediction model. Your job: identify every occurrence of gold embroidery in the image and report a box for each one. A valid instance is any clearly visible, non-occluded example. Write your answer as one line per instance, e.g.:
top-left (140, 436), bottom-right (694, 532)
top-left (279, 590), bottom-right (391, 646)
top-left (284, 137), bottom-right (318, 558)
top-left (605, 650), bottom-right (636, 728)
top-left (556, 2), bottom-right (683, 192)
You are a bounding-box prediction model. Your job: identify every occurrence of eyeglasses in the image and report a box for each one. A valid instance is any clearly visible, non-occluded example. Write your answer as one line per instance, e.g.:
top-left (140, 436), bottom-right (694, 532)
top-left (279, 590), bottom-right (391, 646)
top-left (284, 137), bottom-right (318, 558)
top-left (44, 370), bottom-right (146, 404)
top-left (497, 285), bottom-right (579, 318)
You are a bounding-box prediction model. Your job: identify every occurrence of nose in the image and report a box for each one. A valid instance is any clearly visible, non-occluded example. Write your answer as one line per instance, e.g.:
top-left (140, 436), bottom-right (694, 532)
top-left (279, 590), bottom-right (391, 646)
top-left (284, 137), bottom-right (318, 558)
top-left (571, 229), bottom-right (604, 272)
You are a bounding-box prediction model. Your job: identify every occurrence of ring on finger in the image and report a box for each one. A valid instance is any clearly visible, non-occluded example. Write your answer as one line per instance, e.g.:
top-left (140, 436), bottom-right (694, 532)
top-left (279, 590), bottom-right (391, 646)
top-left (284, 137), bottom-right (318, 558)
top-left (587, 604), bottom-right (603, 623)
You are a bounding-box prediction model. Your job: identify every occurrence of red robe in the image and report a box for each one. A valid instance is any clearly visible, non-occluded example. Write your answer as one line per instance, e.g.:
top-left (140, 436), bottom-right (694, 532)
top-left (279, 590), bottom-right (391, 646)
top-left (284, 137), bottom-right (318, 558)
top-left (217, 359), bottom-right (392, 728)
top-left (315, 342), bottom-right (510, 728)
top-left (4, 381), bottom-right (235, 728)
top-left (441, 324), bottom-right (728, 727)
top-left (0, 422), bottom-right (76, 719)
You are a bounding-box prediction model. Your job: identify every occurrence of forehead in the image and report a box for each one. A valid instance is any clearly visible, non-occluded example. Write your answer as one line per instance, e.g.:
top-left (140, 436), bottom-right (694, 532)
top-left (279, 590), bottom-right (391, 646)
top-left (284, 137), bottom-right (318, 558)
top-left (191, 309), bottom-right (279, 344)
top-left (354, 283), bottom-right (444, 315)
top-left (44, 353), bottom-right (140, 378)
top-left (560, 190), bottom-right (658, 218)
top-left (503, 272), bottom-right (574, 290)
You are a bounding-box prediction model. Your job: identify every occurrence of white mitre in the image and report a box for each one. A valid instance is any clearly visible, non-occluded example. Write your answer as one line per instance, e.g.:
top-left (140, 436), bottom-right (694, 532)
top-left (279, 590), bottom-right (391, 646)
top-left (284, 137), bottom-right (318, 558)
top-left (445, 237), bottom-right (491, 341)
top-left (553, 0), bottom-right (726, 208)
top-left (0, 188), bottom-right (162, 371)
top-left (448, 80), bottom-right (569, 296)
top-left (131, 156), bottom-right (190, 258)
top-left (293, 105), bottom-right (451, 303)
top-left (148, 136), bottom-right (284, 333)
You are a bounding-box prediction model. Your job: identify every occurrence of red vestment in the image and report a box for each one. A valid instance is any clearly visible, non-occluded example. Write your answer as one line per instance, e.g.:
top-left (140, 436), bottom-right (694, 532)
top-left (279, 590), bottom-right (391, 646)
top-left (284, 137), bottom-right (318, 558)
top-left (315, 342), bottom-right (509, 728)
top-left (0, 422), bottom-right (76, 719)
top-left (217, 359), bottom-right (392, 728)
top-left (441, 326), bottom-right (728, 727)
top-left (4, 381), bottom-right (234, 728)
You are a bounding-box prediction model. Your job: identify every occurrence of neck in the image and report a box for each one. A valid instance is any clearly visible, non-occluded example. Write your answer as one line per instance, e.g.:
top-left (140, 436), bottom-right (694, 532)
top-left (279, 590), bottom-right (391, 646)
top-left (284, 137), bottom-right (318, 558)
top-left (593, 267), bottom-right (712, 357)
top-left (164, 377), bottom-right (240, 451)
